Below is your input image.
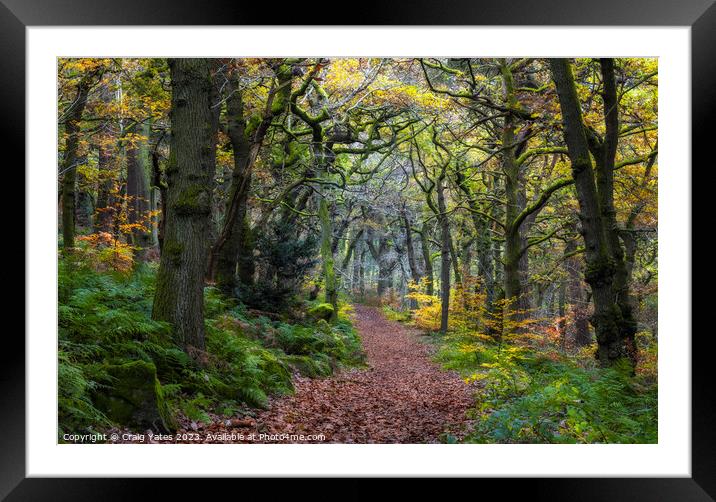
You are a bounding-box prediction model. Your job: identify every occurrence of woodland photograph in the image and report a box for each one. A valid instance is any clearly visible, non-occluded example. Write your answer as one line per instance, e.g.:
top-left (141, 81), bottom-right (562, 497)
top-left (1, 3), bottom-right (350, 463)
top-left (57, 57), bottom-right (658, 445)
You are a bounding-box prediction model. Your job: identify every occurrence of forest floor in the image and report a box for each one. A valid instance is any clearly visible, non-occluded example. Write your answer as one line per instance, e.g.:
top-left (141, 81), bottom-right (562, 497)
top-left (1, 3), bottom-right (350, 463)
top-left (112, 305), bottom-right (476, 444)
top-left (241, 305), bottom-right (476, 443)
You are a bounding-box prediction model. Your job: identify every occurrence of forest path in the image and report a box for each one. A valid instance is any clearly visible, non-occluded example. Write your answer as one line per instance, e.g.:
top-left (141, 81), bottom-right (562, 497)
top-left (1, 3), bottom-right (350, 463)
top-left (245, 305), bottom-right (475, 443)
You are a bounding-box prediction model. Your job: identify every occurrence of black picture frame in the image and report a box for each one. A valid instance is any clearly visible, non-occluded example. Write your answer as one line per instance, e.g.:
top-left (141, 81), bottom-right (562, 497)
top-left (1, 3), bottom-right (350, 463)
top-left (6, 0), bottom-right (709, 498)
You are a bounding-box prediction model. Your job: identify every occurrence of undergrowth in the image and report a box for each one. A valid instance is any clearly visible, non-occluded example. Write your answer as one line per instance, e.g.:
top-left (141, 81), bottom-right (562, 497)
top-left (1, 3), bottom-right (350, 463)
top-left (433, 330), bottom-right (658, 444)
top-left (393, 280), bottom-right (657, 444)
top-left (58, 251), bottom-right (364, 440)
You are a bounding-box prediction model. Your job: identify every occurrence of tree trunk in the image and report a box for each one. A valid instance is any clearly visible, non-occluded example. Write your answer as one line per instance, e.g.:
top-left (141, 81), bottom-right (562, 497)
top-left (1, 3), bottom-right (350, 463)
top-left (319, 196), bottom-right (338, 320)
top-left (211, 78), bottom-right (252, 293)
top-left (358, 245), bottom-right (367, 300)
top-left (566, 239), bottom-right (591, 347)
top-left (402, 211), bottom-right (421, 308)
top-left (152, 58), bottom-right (217, 353)
top-left (594, 58), bottom-right (638, 363)
top-left (208, 62), bottom-right (291, 292)
top-left (419, 221), bottom-right (434, 295)
top-left (550, 58), bottom-right (636, 369)
top-left (126, 133), bottom-right (152, 262)
top-left (557, 277), bottom-right (567, 350)
top-left (60, 75), bottom-right (93, 248)
top-left (368, 234), bottom-right (394, 299)
top-left (75, 187), bottom-right (94, 230)
top-left (350, 237), bottom-right (362, 294)
top-left (437, 176), bottom-right (451, 334)
top-left (449, 234), bottom-right (462, 289)
top-left (150, 150), bottom-right (167, 251)
top-left (500, 61), bottom-right (525, 314)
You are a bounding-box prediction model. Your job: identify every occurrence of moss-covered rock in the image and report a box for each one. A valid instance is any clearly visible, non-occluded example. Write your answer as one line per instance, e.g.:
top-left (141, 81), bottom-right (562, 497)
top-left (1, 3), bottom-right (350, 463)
top-left (307, 303), bottom-right (334, 321)
top-left (94, 360), bottom-right (177, 433)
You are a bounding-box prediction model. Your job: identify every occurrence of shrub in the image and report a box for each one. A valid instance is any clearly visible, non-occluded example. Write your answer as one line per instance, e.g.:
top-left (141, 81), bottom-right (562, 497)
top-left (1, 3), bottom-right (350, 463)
top-left (240, 219), bottom-right (318, 312)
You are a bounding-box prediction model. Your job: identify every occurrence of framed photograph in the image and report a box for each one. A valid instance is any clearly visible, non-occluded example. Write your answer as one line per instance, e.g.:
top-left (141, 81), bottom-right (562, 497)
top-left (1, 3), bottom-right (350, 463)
top-left (8, 0), bottom-right (710, 497)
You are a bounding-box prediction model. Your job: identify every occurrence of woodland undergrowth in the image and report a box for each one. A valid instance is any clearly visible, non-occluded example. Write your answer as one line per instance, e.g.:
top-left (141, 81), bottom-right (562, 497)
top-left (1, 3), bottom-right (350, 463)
top-left (58, 243), bottom-right (364, 440)
top-left (382, 280), bottom-right (658, 444)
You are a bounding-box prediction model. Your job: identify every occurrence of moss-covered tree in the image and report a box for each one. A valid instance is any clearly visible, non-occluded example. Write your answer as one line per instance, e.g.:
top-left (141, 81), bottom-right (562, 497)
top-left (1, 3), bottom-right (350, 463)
top-left (152, 58), bottom-right (218, 352)
top-left (549, 58), bottom-right (638, 369)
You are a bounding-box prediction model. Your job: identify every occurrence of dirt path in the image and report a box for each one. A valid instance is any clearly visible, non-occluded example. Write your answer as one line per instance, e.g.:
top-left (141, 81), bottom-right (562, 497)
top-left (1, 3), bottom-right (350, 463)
top-left (243, 305), bottom-right (475, 443)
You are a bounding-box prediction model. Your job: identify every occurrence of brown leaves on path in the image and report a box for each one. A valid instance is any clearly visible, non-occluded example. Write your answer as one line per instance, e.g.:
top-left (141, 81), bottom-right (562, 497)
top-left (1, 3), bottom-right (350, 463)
top-left (245, 305), bottom-right (475, 443)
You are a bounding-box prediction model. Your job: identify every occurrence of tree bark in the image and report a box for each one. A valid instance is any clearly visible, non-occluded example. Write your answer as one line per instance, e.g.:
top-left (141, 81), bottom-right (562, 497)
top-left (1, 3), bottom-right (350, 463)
top-left (500, 60), bottom-right (528, 314)
top-left (126, 132), bottom-right (152, 262)
top-left (366, 229), bottom-right (396, 299)
top-left (419, 221), bottom-right (435, 296)
top-left (319, 194), bottom-right (338, 319)
top-left (60, 74), bottom-right (93, 248)
top-left (150, 149), bottom-right (167, 251)
top-left (402, 211), bottom-right (422, 308)
top-left (208, 62), bottom-right (290, 291)
top-left (437, 176), bottom-right (451, 334)
top-left (565, 236), bottom-right (591, 347)
top-left (358, 245), bottom-right (367, 300)
top-left (550, 58), bottom-right (637, 369)
top-left (211, 76), bottom-right (253, 293)
top-left (152, 58), bottom-right (217, 353)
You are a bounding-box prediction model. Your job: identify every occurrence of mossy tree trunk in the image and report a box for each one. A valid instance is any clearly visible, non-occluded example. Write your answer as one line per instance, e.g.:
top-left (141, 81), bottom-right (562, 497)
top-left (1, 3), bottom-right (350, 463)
top-left (75, 184), bottom-right (94, 230)
top-left (319, 195), bottom-right (338, 320)
top-left (436, 174), bottom-right (451, 334)
top-left (210, 76), bottom-right (252, 293)
top-left (500, 60), bottom-right (528, 315)
top-left (150, 149), bottom-right (167, 251)
top-left (341, 227), bottom-right (364, 271)
top-left (152, 58), bottom-right (218, 353)
top-left (550, 58), bottom-right (637, 370)
top-left (419, 221), bottom-right (435, 296)
top-left (349, 239), bottom-right (359, 293)
top-left (312, 134), bottom-right (338, 322)
top-left (208, 61), bottom-right (292, 293)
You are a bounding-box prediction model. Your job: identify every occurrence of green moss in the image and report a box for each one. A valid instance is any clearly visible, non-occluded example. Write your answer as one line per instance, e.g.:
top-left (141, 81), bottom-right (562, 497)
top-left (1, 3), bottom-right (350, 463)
top-left (307, 303), bottom-right (334, 321)
top-left (245, 114), bottom-right (262, 138)
top-left (174, 184), bottom-right (211, 215)
top-left (270, 63), bottom-right (292, 115)
top-left (584, 255), bottom-right (616, 287)
top-left (93, 360), bottom-right (177, 433)
top-left (165, 150), bottom-right (178, 175)
top-left (271, 94), bottom-right (286, 115)
top-left (163, 239), bottom-right (183, 264)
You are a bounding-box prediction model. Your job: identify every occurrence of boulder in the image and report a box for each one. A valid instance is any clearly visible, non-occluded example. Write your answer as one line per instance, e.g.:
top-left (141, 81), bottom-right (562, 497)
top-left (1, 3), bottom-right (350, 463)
top-left (94, 360), bottom-right (177, 433)
top-left (307, 303), bottom-right (334, 321)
